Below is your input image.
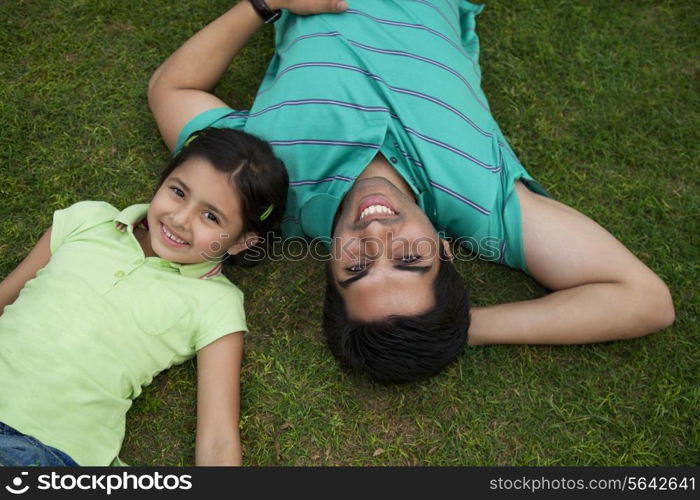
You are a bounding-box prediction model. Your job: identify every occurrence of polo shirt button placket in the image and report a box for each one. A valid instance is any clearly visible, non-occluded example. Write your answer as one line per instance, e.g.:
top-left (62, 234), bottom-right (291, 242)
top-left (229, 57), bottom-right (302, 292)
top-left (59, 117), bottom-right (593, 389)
top-left (112, 270), bottom-right (126, 286)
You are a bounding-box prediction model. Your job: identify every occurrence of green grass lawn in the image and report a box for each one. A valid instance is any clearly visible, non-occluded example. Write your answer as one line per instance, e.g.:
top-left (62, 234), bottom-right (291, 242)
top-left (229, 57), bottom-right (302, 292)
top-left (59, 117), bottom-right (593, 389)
top-left (1, 0), bottom-right (698, 466)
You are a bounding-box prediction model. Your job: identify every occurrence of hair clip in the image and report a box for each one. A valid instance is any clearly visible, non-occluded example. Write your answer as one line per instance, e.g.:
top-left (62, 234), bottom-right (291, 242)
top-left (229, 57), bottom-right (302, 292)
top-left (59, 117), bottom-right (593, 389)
top-left (183, 132), bottom-right (200, 147)
top-left (259, 204), bottom-right (274, 221)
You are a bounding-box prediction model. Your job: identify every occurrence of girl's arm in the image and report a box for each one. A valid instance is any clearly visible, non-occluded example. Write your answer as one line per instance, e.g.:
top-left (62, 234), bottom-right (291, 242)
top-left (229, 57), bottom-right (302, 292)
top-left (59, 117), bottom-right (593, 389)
top-left (195, 331), bottom-right (245, 466)
top-left (0, 228), bottom-right (52, 316)
top-left (148, 0), bottom-right (347, 151)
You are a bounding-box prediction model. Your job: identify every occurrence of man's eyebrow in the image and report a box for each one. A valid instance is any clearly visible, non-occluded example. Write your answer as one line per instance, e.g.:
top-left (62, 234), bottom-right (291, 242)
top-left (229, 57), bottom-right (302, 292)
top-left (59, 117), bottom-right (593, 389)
top-left (170, 176), bottom-right (228, 224)
top-left (393, 265), bottom-right (432, 274)
top-left (337, 265), bottom-right (432, 289)
top-left (338, 269), bottom-right (369, 289)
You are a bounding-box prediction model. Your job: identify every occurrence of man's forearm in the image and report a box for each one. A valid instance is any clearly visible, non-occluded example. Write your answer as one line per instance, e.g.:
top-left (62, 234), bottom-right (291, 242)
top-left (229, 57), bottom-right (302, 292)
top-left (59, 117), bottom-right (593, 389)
top-left (149, 1), bottom-right (263, 96)
top-left (149, 0), bottom-right (348, 149)
top-left (149, 0), bottom-right (348, 94)
top-left (148, 1), bottom-right (267, 149)
top-left (467, 281), bottom-right (674, 345)
top-left (470, 181), bottom-right (676, 346)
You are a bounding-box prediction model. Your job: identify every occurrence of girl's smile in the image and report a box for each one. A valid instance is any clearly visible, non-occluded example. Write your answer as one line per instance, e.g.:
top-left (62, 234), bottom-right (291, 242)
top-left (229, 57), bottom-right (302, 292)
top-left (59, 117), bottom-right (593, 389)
top-left (159, 222), bottom-right (190, 247)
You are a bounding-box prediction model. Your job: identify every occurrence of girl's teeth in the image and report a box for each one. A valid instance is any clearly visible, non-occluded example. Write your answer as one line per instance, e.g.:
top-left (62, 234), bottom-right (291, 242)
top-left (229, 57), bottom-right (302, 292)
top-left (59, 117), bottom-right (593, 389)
top-left (163, 226), bottom-right (187, 244)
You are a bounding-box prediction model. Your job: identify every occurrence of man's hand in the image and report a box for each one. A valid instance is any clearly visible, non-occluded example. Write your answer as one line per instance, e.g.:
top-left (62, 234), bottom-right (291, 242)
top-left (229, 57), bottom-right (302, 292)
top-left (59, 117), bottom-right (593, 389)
top-left (266, 0), bottom-right (348, 16)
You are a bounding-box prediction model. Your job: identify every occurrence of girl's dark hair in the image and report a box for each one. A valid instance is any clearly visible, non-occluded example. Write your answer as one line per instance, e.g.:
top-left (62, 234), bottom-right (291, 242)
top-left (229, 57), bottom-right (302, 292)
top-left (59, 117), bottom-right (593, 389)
top-left (160, 127), bottom-right (288, 266)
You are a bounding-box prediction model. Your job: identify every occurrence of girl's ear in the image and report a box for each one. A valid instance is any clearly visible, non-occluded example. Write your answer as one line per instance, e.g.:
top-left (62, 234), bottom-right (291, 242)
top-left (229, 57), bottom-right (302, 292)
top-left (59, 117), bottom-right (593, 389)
top-left (226, 232), bottom-right (260, 256)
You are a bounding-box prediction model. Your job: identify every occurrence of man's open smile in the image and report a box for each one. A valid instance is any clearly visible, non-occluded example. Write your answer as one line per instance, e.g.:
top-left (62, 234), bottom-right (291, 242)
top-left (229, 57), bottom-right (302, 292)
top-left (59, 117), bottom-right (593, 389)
top-left (356, 195), bottom-right (399, 223)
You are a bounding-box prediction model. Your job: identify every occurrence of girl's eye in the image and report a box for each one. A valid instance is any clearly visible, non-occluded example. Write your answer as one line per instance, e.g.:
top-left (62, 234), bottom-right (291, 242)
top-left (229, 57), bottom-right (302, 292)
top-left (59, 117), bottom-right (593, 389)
top-left (401, 255), bottom-right (420, 264)
top-left (170, 187), bottom-right (185, 198)
top-left (204, 212), bottom-right (219, 224)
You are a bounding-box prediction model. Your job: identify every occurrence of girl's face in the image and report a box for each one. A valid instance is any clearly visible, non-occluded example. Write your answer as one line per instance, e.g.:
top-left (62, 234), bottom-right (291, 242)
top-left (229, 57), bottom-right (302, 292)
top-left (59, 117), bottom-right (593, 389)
top-left (143, 157), bottom-right (252, 264)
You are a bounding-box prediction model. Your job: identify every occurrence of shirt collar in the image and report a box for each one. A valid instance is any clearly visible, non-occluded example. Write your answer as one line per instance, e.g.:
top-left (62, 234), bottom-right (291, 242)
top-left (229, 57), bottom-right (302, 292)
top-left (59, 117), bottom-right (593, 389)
top-left (113, 204), bottom-right (223, 279)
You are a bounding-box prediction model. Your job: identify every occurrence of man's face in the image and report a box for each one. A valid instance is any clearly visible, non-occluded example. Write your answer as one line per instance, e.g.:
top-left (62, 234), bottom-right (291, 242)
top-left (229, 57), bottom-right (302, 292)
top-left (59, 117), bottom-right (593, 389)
top-left (329, 177), bottom-right (444, 321)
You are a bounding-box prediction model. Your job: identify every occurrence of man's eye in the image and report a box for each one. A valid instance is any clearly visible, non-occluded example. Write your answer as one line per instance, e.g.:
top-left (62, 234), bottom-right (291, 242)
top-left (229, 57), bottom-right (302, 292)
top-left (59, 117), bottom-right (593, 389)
top-left (170, 187), bottom-right (185, 198)
top-left (346, 263), bottom-right (366, 273)
top-left (204, 212), bottom-right (219, 223)
top-left (401, 255), bottom-right (420, 264)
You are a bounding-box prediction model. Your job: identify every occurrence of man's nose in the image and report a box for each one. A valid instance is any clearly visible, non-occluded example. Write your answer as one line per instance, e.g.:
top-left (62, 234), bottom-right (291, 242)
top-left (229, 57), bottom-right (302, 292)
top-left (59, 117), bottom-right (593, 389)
top-left (362, 218), bottom-right (397, 238)
top-left (359, 236), bottom-right (382, 260)
top-left (360, 224), bottom-right (396, 260)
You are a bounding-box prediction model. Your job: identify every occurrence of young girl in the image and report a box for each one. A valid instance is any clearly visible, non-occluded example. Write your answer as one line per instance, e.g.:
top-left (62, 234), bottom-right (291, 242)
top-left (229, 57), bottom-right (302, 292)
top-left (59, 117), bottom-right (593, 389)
top-left (0, 127), bottom-right (288, 466)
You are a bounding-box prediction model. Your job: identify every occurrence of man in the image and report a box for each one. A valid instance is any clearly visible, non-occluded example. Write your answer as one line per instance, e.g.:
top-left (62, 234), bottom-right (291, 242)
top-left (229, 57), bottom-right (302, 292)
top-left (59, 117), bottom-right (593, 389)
top-left (148, 0), bottom-right (674, 383)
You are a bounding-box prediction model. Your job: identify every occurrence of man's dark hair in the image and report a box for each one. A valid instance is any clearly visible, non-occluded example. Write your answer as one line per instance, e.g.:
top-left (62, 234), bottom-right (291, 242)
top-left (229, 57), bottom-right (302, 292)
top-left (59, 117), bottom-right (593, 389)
top-left (322, 244), bottom-right (470, 384)
top-left (160, 127), bottom-right (288, 266)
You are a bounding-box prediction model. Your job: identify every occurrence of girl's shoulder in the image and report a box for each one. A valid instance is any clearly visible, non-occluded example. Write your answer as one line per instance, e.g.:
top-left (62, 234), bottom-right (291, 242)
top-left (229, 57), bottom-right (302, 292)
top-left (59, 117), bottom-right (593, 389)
top-left (55, 200), bottom-right (119, 217)
top-left (51, 201), bottom-right (121, 251)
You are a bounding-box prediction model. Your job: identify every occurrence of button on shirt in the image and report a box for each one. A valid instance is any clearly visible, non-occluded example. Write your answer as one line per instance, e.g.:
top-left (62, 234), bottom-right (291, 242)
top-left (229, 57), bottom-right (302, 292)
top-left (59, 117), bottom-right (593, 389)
top-left (0, 201), bottom-right (247, 465)
top-left (176, 0), bottom-right (546, 271)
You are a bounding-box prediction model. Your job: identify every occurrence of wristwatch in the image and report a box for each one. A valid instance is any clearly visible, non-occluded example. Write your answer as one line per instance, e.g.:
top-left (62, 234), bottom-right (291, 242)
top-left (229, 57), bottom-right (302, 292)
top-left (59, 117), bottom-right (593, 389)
top-left (248, 0), bottom-right (282, 24)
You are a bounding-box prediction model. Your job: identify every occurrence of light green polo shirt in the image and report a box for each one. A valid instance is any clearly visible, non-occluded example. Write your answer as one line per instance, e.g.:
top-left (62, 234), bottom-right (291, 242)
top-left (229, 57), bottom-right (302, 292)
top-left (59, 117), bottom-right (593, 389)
top-left (176, 0), bottom-right (547, 271)
top-left (0, 201), bottom-right (247, 465)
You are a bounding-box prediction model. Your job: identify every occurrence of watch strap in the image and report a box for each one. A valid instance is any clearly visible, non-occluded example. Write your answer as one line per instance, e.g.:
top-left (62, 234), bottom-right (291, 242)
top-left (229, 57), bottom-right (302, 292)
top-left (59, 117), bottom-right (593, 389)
top-left (249, 0), bottom-right (282, 24)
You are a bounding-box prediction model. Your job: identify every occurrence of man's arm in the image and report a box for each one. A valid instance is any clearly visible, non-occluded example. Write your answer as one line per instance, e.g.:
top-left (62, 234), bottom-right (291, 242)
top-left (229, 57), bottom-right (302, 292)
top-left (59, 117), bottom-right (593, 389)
top-left (0, 228), bottom-right (52, 316)
top-left (468, 182), bottom-right (674, 345)
top-left (195, 332), bottom-right (245, 466)
top-left (148, 0), bottom-right (347, 151)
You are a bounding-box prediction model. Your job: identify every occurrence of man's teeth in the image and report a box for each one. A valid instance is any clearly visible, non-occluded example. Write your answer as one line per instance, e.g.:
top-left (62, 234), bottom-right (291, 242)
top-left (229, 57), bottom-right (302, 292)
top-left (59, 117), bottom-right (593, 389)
top-left (163, 226), bottom-right (188, 244)
top-left (359, 204), bottom-right (396, 220)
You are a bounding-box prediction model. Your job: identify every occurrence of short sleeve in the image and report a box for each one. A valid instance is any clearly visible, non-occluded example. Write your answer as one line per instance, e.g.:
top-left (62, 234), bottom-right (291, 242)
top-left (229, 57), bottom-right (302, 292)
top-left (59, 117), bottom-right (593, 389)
top-left (194, 285), bottom-right (248, 352)
top-left (50, 201), bottom-right (118, 254)
top-left (174, 107), bottom-right (250, 155)
top-left (459, 1), bottom-right (485, 59)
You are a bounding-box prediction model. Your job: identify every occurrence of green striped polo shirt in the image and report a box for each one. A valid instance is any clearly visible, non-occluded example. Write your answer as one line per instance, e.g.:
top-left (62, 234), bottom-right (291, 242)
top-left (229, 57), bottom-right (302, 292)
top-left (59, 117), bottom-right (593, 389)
top-left (177, 0), bottom-right (546, 271)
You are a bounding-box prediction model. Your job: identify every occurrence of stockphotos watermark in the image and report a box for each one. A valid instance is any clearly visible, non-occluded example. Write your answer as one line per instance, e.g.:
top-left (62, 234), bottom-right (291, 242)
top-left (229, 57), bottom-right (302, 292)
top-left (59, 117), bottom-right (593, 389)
top-left (201, 233), bottom-right (504, 263)
top-left (3, 470), bottom-right (192, 496)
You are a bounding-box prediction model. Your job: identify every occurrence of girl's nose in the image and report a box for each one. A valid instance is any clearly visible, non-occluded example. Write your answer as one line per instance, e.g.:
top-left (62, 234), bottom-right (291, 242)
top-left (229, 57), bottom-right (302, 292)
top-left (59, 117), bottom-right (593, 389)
top-left (170, 208), bottom-right (191, 229)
